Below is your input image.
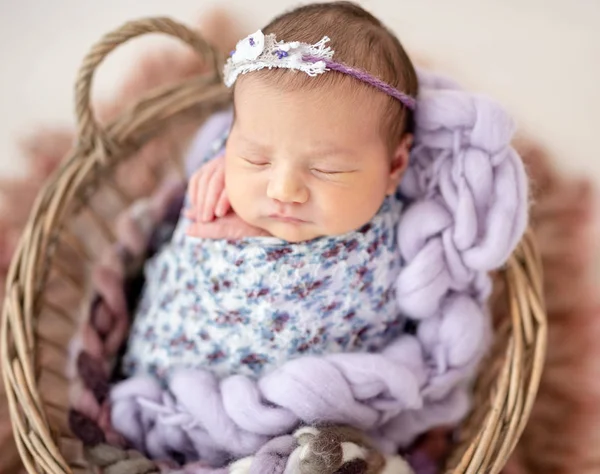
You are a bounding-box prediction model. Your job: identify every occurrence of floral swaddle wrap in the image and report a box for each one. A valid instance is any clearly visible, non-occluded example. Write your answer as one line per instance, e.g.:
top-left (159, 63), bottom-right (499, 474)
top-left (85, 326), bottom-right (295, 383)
top-left (122, 126), bottom-right (408, 380)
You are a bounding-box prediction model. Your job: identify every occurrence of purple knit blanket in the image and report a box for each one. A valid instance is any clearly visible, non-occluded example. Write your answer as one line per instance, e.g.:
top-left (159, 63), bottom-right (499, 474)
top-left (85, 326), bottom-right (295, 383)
top-left (108, 68), bottom-right (528, 468)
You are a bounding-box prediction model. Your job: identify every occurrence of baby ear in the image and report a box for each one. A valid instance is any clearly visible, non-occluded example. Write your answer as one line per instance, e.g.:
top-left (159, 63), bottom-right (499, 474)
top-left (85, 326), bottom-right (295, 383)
top-left (386, 133), bottom-right (413, 195)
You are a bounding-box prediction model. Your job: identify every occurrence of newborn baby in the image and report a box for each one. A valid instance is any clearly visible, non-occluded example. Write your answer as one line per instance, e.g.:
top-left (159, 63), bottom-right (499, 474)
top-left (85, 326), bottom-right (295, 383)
top-left (122, 1), bottom-right (419, 381)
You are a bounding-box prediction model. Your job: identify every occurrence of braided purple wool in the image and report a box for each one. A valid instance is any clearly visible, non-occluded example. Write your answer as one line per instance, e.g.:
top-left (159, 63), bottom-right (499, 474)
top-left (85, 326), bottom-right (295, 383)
top-left (105, 68), bottom-right (528, 465)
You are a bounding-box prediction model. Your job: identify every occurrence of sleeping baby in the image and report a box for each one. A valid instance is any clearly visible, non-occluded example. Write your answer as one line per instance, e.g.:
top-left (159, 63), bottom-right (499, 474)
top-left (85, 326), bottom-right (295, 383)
top-left (121, 1), bottom-right (420, 381)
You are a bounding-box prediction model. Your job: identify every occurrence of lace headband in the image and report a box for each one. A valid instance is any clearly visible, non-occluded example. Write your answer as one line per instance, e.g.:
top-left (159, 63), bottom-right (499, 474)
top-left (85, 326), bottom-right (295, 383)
top-left (223, 30), bottom-right (417, 110)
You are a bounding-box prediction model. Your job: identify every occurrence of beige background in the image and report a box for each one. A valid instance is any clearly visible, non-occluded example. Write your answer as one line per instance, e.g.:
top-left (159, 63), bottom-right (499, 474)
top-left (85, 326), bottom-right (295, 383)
top-left (0, 0), bottom-right (598, 182)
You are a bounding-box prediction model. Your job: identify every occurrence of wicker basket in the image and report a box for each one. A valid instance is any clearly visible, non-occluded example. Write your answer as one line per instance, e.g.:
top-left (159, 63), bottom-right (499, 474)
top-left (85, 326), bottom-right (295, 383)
top-left (1, 18), bottom-right (547, 474)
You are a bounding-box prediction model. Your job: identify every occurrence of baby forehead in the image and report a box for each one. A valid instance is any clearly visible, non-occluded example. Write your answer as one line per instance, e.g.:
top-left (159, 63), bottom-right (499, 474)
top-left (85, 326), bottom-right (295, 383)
top-left (234, 79), bottom-right (387, 132)
top-left (235, 72), bottom-right (387, 107)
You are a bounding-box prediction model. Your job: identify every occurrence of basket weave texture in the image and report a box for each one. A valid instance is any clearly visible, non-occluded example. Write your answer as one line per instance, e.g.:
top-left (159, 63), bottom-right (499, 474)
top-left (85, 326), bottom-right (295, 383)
top-left (1, 17), bottom-right (547, 474)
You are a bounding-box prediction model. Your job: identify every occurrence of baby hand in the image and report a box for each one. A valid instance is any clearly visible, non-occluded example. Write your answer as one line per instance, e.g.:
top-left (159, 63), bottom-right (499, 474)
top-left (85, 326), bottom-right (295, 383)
top-left (185, 155), bottom-right (230, 223)
top-left (184, 155), bottom-right (270, 240)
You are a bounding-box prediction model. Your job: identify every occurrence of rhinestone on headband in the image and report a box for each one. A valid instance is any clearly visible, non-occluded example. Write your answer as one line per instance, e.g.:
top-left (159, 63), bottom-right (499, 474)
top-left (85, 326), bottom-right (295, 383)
top-left (223, 30), bottom-right (416, 111)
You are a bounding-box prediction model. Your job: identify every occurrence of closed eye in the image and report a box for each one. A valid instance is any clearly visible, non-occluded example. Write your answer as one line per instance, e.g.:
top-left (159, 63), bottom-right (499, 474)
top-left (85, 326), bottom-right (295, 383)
top-left (243, 157), bottom-right (270, 166)
top-left (311, 168), bottom-right (355, 175)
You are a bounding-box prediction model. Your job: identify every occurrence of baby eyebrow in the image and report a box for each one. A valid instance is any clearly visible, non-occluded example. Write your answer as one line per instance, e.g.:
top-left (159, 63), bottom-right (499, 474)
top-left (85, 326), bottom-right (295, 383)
top-left (307, 148), bottom-right (358, 167)
top-left (237, 135), bottom-right (272, 154)
top-left (308, 145), bottom-right (354, 157)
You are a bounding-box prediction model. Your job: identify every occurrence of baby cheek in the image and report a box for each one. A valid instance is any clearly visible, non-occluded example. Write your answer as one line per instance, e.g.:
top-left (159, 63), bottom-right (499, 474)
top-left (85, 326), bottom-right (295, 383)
top-left (226, 169), bottom-right (264, 216)
top-left (313, 188), bottom-right (358, 229)
top-left (224, 168), bottom-right (246, 209)
top-left (333, 186), bottom-right (383, 229)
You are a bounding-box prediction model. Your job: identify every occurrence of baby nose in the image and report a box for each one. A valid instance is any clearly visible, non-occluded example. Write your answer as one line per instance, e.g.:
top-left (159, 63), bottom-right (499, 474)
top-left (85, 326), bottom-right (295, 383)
top-left (266, 169), bottom-right (308, 204)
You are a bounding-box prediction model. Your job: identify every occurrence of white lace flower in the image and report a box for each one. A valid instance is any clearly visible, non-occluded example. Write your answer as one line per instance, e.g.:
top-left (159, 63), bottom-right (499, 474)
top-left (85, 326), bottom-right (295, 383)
top-left (231, 30), bottom-right (265, 63)
top-left (223, 31), bottom-right (334, 87)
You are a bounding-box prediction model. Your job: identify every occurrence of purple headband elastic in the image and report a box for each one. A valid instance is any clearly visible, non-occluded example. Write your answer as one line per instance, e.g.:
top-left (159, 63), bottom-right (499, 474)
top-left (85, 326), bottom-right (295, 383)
top-left (303, 55), bottom-right (417, 111)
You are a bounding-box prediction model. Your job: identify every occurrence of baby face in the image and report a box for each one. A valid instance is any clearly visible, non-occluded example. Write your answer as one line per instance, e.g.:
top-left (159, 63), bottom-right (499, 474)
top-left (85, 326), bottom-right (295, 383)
top-left (225, 76), bottom-right (409, 242)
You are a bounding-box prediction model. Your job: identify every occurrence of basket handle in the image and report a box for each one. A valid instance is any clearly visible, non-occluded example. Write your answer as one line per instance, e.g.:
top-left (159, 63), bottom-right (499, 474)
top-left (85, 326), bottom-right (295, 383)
top-left (74, 17), bottom-right (222, 159)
